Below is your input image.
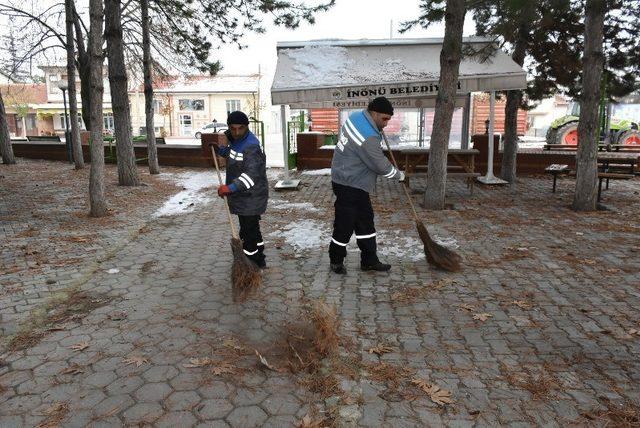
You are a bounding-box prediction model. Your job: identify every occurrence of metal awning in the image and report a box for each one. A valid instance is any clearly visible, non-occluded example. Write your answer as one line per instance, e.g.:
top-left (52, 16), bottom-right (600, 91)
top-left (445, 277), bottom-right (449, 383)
top-left (271, 37), bottom-right (527, 108)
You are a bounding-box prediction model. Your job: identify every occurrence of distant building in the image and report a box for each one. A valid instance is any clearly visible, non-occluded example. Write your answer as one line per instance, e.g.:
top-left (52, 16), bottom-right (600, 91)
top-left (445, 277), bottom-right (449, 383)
top-left (129, 74), bottom-right (261, 137)
top-left (37, 65), bottom-right (112, 136)
top-left (1, 83), bottom-right (47, 138)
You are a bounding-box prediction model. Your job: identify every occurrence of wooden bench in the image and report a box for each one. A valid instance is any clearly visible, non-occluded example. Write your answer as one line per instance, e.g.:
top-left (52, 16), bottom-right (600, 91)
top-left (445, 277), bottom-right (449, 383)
top-left (545, 164), bottom-right (570, 193)
top-left (596, 172), bottom-right (634, 202)
top-left (27, 135), bottom-right (61, 142)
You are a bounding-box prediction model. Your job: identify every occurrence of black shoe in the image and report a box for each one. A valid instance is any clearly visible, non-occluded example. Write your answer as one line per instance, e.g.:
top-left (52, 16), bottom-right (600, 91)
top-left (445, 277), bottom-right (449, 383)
top-left (330, 263), bottom-right (347, 274)
top-left (361, 262), bottom-right (391, 272)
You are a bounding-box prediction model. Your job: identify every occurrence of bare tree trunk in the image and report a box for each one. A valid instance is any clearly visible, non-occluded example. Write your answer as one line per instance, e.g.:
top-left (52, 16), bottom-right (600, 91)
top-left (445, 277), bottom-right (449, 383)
top-left (105, 0), bottom-right (140, 186)
top-left (72, 2), bottom-right (92, 131)
top-left (573, 0), bottom-right (605, 211)
top-left (141, 0), bottom-right (160, 174)
top-left (424, 0), bottom-right (466, 210)
top-left (0, 90), bottom-right (16, 165)
top-left (89, 0), bottom-right (107, 217)
top-left (66, 0), bottom-right (84, 169)
top-left (500, 36), bottom-right (527, 184)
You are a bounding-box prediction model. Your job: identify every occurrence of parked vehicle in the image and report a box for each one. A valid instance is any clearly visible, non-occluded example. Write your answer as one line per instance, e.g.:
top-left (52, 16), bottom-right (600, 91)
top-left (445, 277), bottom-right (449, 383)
top-left (546, 100), bottom-right (640, 146)
top-left (195, 121), bottom-right (228, 139)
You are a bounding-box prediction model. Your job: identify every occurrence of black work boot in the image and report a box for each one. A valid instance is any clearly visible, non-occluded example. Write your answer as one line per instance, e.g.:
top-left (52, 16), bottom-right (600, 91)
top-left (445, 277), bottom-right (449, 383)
top-left (360, 261), bottom-right (391, 272)
top-left (249, 254), bottom-right (267, 269)
top-left (330, 263), bottom-right (347, 274)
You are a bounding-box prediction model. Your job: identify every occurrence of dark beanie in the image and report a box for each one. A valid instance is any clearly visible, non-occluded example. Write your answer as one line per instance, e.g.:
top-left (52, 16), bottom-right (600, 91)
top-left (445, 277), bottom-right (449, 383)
top-left (367, 97), bottom-right (394, 115)
top-left (227, 111), bottom-right (249, 125)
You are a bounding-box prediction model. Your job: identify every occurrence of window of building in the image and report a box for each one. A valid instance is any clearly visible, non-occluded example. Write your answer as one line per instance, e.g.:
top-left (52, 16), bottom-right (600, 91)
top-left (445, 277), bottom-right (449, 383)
top-left (103, 113), bottom-right (114, 131)
top-left (226, 100), bottom-right (241, 115)
top-left (152, 99), bottom-right (162, 114)
top-left (57, 113), bottom-right (66, 130)
top-left (178, 99), bottom-right (204, 111)
top-left (48, 74), bottom-right (60, 94)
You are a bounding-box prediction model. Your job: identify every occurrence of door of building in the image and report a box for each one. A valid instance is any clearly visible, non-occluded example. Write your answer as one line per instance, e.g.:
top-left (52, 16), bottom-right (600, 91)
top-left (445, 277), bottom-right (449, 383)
top-left (179, 114), bottom-right (193, 136)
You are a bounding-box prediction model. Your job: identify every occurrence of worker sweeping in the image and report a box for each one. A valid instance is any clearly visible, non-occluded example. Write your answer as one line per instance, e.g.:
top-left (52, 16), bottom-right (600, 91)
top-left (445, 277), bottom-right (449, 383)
top-left (329, 97), bottom-right (405, 274)
top-left (214, 111), bottom-right (268, 269)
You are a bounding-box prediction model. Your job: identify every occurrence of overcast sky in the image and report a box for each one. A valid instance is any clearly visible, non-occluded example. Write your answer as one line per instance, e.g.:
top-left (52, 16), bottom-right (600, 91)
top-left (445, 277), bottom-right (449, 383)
top-left (215, 0), bottom-right (477, 76)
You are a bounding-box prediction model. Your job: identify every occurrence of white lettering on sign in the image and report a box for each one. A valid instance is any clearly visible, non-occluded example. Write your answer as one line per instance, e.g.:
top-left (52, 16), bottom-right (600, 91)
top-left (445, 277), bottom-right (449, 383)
top-left (344, 82), bottom-right (462, 99)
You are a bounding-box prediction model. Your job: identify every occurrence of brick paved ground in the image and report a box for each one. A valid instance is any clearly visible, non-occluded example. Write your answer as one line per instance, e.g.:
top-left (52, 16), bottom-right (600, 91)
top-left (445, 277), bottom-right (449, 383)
top-left (1, 160), bottom-right (640, 427)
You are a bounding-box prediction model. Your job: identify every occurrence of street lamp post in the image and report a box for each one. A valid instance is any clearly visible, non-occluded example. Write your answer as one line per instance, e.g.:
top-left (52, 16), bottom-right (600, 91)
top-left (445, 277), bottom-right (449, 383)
top-left (57, 81), bottom-right (73, 163)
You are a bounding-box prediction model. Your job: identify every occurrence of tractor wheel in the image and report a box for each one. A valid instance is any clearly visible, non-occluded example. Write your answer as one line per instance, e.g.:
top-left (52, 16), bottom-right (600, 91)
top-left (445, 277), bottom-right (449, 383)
top-left (555, 122), bottom-right (579, 145)
top-left (545, 126), bottom-right (558, 145)
top-left (617, 129), bottom-right (640, 146)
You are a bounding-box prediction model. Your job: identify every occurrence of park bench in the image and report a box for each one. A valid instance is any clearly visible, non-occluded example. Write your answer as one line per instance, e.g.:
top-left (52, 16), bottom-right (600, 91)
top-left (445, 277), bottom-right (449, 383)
top-left (545, 164), bottom-right (570, 193)
top-left (27, 135), bottom-right (61, 142)
top-left (546, 162), bottom-right (635, 202)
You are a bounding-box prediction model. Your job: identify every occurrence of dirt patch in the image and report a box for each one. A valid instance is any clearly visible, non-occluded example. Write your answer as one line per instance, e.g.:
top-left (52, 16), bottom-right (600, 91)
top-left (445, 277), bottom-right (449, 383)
top-left (581, 400), bottom-right (640, 427)
top-left (6, 290), bottom-right (111, 352)
top-left (501, 365), bottom-right (559, 400)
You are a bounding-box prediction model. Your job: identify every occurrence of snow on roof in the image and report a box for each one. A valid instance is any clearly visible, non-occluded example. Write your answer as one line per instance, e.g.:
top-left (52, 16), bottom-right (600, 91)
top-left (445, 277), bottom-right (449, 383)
top-left (273, 37), bottom-right (524, 90)
top-left (153, 74), bottom-right (259, 94)
top-left (271, 37), bottom-right (527, 106)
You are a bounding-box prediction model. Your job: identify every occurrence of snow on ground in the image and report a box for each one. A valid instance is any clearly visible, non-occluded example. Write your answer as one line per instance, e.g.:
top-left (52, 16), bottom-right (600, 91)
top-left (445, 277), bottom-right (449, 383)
top-left (268, 219), bottom-right (329, 251)
top-left (301, 168), bottom-right (332, 176)
top-left (376, 231), bottom-right (424, 261)
top-left (268, 217), bottom-right (459, 262)
top-left (270, 201), bottom-right (320, 212)
top-left (153, 171), bottom-right (218, 217)
top-left (377, 231), bottom-right (459, 261)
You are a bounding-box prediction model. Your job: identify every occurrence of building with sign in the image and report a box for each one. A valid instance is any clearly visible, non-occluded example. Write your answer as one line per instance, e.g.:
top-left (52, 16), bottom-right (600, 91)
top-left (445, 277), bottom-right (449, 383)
top-left (271, 37), bottom-right (527, 149)
top-left (129, 74), bottom-right (261, 138)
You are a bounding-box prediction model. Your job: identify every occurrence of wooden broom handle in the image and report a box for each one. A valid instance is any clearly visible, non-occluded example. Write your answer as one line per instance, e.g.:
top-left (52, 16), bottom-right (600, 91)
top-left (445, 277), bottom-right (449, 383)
top-left (211, 146), bottom-right (239, 239)
top-left (381, 131), bottom-right (420, 222)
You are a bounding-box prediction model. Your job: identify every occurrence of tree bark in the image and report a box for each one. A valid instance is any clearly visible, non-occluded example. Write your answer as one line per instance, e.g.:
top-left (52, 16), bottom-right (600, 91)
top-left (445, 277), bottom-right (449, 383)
top-left (89, 0), bottom-right (107, 217)
top-left (423, 0), bottom-right (466, 210)
top-left (500, 35), bottom-right (527, 184)
top-left (66, 0), bottom-right (84, 169)
top-left (141, 0), bottom-right (160, 174)
top-left (105, 0), bottom-right (140, 186)
top-left (72, 2), bottom-right (92, 131)
top-left (0, 90), bottom-right (16, 165)
top-left (573, 0), bottom-right (605, 211)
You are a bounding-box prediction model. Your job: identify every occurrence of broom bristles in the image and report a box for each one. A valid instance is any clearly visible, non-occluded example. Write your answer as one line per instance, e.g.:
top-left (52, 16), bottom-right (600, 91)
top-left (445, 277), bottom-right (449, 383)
top-left (416, 221), bottom-right (461, 272)
top-left (230, 237), bottom-right (262, 301)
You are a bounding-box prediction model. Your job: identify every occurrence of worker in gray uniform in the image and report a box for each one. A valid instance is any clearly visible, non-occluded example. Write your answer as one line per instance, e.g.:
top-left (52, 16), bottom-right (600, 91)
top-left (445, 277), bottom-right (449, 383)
top-left (329, 96), bottom-right (405, 274)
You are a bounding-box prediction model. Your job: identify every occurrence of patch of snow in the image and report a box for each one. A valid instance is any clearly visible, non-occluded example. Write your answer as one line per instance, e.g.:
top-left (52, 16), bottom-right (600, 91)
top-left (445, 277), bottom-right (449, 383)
top-left (434, 236), bottom-right (460, 249)
top-left (375, 231), bottom-right (459, 261)
top-left (153, 171), bottom-right (218, 217)
top-left (107, 268), bottom-right (120, 274)
top-left (287, 46), bottom-right (353, 87)
top-left (278, 45), bottom-right (438, 87)
top-left (301, 168), bottom-right (332, 176)
top-left (376, 231), bottom-right (425, 261)
top-left (270, 201), bottom-right (320, 212)
top-left (268, 219), bottom-right (328, 251)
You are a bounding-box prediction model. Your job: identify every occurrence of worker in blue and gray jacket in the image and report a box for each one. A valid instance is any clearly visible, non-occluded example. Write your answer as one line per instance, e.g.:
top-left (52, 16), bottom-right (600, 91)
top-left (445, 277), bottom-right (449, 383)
top-left (214, 111), bottom-right (268, 268)
top-left (329, 96), bottom-right (405, 274)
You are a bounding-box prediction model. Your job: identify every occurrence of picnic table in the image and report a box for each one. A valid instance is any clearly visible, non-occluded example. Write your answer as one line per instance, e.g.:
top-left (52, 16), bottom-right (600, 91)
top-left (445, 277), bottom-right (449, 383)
top-left (544, 143), bottom-right (640, 153)
top-left (389, 147), bottom-right (480, 194)
top-left (545, 154), bottom-right (637, 201)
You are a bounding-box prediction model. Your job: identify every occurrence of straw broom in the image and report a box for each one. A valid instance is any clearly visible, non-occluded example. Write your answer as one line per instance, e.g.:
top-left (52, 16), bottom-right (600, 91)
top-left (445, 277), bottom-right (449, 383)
top-left (381, 131), bottom-right (462, 272)
top-left (211, 146), bottom-right (262, 300)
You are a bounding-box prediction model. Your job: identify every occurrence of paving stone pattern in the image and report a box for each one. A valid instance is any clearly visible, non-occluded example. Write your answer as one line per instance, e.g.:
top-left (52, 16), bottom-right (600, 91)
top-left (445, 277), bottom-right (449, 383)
top-left (1, 161), bottom-right (640, 427)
